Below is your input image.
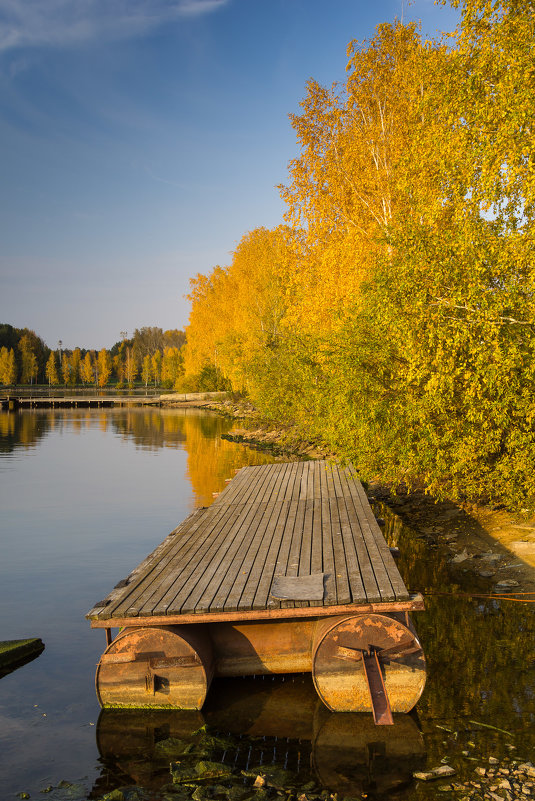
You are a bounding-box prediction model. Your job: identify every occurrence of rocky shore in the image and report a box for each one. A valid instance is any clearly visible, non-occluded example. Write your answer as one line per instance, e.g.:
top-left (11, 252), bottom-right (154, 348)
top-left (205, 399), bottom-right (535, 594)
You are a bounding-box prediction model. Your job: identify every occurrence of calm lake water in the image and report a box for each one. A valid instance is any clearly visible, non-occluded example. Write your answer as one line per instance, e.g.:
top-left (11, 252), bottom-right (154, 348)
top-left (0, 408), bottom-right (534, 800)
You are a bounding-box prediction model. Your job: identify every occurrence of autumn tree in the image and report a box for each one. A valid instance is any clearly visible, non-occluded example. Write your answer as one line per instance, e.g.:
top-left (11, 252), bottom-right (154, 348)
top-left (151, 350), bottom-right (162, 386)
top-left (61, 353), bottom-right (72, 386)
top-left (70, 348), bottom-right (81, 386)
top-left (81, 352), bottom-right (94, 385)
top-left (19, 335), bottom-right (38, 384)
top-left (97, 349), bottom-right (112, 387)
top-left (183, 227), bottom-right (291, 393)
top-left (124, 347), bottom-right (138, 387)
top-left (0, 347), bottom-right (17, 385)
top-left (161, 347), bottom-right (184, 389)
top-left (45, 352), bottom-right (59, 386)
top-left (294, 5), bottom-right (535, 509)
top-left (141, 354), bottom-right (152, 387)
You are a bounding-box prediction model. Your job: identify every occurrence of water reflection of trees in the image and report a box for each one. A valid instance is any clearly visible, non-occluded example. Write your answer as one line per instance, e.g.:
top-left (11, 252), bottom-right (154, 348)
top-left (0, 408), bottom-right (274, 506)
top-left (381, 504), bottom-right (535, 759)
top-left (0, 410), bottom-right (50, 452)
top-left (108, 408), bottom-right (274, 505)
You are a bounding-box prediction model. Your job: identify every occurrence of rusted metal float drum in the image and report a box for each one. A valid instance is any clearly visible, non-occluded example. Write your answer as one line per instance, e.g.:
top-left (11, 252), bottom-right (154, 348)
top-left (312, 614), bottom-right (426, 719)
top-left (96, 625), bottom-right (213, 709)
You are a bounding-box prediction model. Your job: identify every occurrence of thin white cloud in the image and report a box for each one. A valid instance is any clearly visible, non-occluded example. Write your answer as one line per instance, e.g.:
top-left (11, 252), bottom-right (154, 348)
top-left (0, 0), bottom-right (229, 53)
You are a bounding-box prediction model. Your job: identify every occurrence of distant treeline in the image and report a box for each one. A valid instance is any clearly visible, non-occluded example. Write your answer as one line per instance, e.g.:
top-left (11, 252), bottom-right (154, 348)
top-left (0, 324), bottom-right (209, 390)
top-left (181, 4), bottom-right (535, 510)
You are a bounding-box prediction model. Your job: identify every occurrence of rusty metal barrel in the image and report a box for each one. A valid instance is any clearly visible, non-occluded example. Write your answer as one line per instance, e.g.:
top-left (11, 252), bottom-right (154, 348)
top-left (312, 614), bottom-right (426, 722)
top-left (96, 625), bottom-right (213, 709)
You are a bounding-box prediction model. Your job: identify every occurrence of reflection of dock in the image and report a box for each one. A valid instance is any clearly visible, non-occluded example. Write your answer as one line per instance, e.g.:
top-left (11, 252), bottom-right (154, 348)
top-left (87, 461), bottom-right (426, 723)
top-left (93, 676), bottom-right (426, 798)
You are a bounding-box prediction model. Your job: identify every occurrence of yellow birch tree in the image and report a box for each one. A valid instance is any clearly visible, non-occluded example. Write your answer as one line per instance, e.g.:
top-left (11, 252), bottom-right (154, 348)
top-left (45, 352), bottom-right (59, 386)
top-left (97, 349), bottom-right (112, 387)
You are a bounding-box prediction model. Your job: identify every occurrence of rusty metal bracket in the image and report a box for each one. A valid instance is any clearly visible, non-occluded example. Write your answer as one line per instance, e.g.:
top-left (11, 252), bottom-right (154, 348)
top-left (361, 650), bottom-right (394, 726)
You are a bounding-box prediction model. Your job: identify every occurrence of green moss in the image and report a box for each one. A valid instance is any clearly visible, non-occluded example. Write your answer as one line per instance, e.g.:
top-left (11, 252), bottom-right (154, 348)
top-left (0, 638), bottom-right (44, 669)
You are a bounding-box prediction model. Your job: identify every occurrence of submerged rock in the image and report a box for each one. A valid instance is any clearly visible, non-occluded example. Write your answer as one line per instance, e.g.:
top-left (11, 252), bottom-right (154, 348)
top-left (242, 765), bottom-right (298, 790)
top-left (414, 766), bottom-right (456, 781)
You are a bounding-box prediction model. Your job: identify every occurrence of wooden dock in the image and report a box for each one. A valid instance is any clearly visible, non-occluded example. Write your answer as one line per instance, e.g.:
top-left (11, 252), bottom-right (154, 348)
top-left (0, 390), bottom-right (227, 411)
top-left (1, 395), bottom-right (160, 410)
top-left (87, 461), bottom-right (426, 722)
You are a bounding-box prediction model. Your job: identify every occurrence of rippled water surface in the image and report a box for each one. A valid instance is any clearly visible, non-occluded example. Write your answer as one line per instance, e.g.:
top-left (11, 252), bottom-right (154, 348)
top-left (0, 408), bottom-right (533, 800)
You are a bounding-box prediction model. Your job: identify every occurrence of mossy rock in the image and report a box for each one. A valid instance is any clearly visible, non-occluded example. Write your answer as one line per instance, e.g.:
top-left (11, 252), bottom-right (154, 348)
top-left (171, 760), bottom-right (233, 784)
top-left (154, 737), bottom-right (196, 757)
top-left (242, 765), bottom-right (297, 790)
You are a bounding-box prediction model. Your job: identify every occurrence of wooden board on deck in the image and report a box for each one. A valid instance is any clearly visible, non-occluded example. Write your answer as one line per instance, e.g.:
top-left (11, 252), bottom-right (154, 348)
top-left (87, 461), bottom-right (414, 626)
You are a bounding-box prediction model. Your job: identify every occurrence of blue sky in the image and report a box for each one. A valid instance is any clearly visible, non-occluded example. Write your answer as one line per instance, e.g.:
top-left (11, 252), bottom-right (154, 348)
top-left (0, 0), bottom-right (458, 350)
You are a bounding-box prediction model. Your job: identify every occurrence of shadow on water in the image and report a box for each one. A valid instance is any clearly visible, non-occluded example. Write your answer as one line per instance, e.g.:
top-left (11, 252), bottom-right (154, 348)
top-left (92, 675), bottom-right (426, 799)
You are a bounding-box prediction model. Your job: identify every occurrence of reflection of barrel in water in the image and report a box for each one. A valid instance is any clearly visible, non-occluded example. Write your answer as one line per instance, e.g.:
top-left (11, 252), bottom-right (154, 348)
top-left (95, 707), bottom-right (204, 793)
top-left (95, 675), bottom-right (426, 798)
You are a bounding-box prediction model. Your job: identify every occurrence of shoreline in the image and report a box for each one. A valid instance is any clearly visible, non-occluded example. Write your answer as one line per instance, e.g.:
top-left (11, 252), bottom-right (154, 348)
top-left (203, 398), bottom-right (535, 595)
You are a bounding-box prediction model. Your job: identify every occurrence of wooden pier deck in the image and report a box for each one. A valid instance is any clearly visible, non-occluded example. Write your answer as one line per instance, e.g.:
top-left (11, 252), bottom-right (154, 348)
top-left (0, 390), bottom-right (227, 411)
top-left (88, 461), bottom-right (426, 718)
top-left (88, 460), bottom-right (422, 629)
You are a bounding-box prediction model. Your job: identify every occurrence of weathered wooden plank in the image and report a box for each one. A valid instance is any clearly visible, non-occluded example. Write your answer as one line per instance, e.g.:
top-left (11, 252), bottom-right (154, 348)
top-left (205, 466), bottom-right (293, 613)
top-left (282, 460), bottom-right (300, 501)
top-left (253, 498), bottom-right (297, 610)
top-left (158, 464), bottom-right (276, 615)
top-left (212, 463), bottom-right (266, 508)
top-left (278, 498), bottom-right (307, 610)
top-left (239, 499), bottom-right (290, 610)
top-left (90, 593), bottom-right (426, 628)
top-left (198, 486), bottom-right (283, 613)
top-left (320, 495), bottom-right (337, 606)
top-left (342, 466), bottom-right (403, 600)
top-left (299, 460), bottom-right (311, 501)
top-left (341, 494), bottom-right (382, 602)
top-left (270, 490), bottom-right (306, 611)
top-left (291, 497), bottom-right (315, 609)
top-left (210, 464), bottom-right (256, 506)
top-left (310, 497), bottom-right (324, 581)
top-left (180, 500), bottom-right (271, 615)
top-left (328, 495), bottom-right (352, 605)
top-left (221, 499), bottom-right (286, 612)
top-left (173, 462), bottom-right (280, 613)
top-left (112, 502), bottom-right (238, 618)
top-left (91, 507), bottom-right (209, 620)
top-left (341, 475), bottom-right (396, 601)
top-left (335, 490), bottom-right (367, 603)
top-left (351, 475), bottom-right (409, 600)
